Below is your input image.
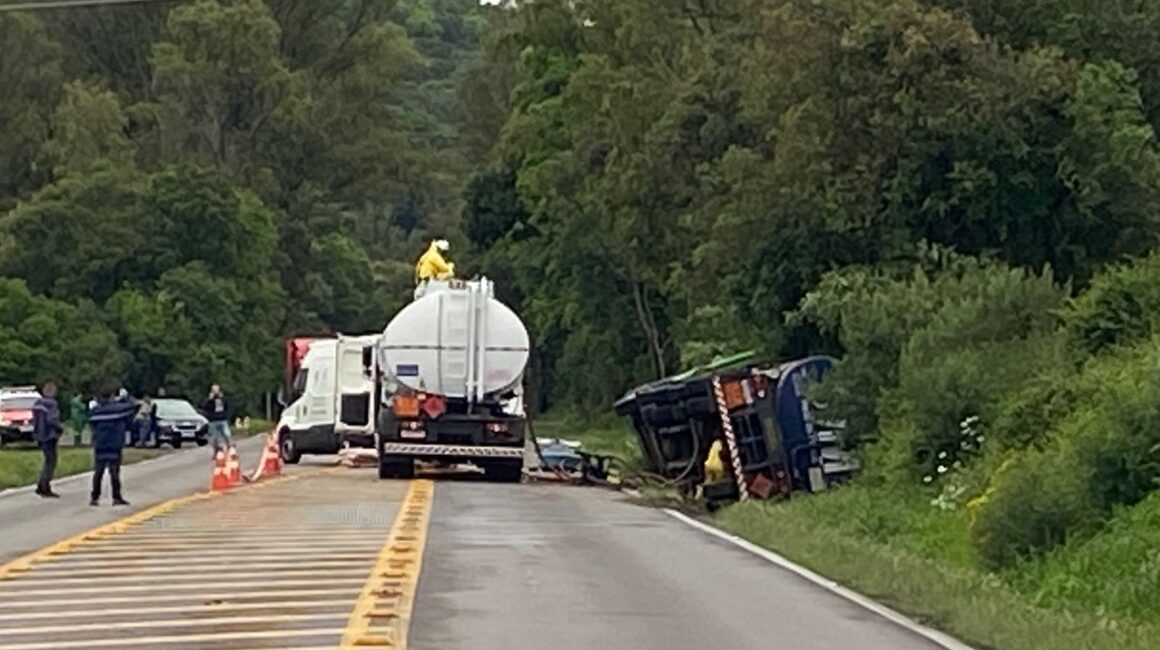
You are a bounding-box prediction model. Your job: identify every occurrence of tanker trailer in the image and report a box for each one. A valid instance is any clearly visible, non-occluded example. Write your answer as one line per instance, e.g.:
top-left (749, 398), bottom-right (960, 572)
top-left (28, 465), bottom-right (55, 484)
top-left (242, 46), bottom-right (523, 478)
top-left (365, 277), bottom-right (530, 482)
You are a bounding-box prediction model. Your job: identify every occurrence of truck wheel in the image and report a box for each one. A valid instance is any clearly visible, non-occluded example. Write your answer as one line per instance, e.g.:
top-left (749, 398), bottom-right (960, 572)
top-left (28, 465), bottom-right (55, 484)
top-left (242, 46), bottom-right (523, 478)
top-left (378, 455), bottom-right (415, 480)
top-left (482, 459), bottom-right (523, 483)
top-left (171, 437), bottom-right (182, 450)
top-left (280, 433), bottom-right (302, 465)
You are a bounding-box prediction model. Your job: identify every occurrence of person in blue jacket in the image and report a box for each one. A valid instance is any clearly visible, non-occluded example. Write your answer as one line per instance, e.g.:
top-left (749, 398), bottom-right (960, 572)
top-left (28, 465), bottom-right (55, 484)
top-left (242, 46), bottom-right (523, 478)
top-left (32, 381), bottom-right (63, 498)
top-left (89, 387), bottom-right (139, 506)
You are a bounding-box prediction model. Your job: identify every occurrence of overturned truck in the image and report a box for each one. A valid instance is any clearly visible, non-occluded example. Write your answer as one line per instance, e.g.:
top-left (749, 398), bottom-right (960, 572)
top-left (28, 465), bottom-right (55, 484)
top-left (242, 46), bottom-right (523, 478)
top-left (614, 354), bottom-right (857, 503)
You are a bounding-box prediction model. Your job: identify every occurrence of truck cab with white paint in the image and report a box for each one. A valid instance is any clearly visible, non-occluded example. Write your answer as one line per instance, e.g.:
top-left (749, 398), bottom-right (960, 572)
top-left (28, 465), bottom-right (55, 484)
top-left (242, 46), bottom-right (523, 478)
top-left (277, 333), bottom-right (380, 463)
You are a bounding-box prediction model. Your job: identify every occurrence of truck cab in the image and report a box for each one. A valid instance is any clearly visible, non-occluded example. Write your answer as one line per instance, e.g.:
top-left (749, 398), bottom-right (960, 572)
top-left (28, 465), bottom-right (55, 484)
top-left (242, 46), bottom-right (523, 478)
top-left (277, 333), bottom-right (379, 463)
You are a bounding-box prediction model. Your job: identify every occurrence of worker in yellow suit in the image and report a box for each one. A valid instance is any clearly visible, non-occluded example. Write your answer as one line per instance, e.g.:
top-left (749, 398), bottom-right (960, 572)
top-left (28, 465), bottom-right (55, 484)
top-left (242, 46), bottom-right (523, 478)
top-left (704, 439), bottom-right (726, 483)
top-left (415, 239), bottom-right (455, 282)
top-left (414, 239), bottom-right (455, 299)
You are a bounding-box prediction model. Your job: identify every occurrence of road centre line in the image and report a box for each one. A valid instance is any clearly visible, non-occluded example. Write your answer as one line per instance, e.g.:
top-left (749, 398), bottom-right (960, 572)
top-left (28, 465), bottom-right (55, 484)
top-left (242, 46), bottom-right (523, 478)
top-left (0, 612), bottom-right (344, 636)
top-left (0, 627), bottom-right (348, 650)
top-left (0, 587), bottom-right (360, 608)
top-left (0, 599), bottom-right (355, 621)
top-left (339, 479), bottom-right (435, 650)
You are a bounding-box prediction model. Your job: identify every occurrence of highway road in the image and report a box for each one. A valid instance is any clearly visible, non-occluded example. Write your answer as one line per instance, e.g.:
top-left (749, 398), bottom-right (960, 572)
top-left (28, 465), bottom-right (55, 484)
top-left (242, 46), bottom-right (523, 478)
top-left (0, 450), bottom-right (961, 650)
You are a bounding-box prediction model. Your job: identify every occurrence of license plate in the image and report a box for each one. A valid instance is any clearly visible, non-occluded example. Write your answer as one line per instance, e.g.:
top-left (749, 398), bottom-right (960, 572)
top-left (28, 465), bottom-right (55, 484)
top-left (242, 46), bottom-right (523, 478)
top-left (400, 429), bottom-right (425, 439)
top-left (19, 424), bottom-right (32, 433)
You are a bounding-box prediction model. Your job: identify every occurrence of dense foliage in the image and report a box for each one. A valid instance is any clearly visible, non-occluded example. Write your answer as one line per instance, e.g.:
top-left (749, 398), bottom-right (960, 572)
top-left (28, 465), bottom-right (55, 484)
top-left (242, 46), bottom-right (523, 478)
top-left (0, 0), bottom-right (493, 405)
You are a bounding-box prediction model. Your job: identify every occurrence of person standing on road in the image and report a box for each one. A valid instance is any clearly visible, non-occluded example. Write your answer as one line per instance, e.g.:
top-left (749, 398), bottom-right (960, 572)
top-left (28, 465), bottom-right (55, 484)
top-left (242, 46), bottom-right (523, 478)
top-left (133, 395), bottom-right (155, 447)
top-left (89, 388), bottom-right (138, 507)
top-left (32, 382), bottom-right (63, 499)
top-left (202, 384), bottom-right (232, 453)
top-left (69, 393), bottom-right (88, 447)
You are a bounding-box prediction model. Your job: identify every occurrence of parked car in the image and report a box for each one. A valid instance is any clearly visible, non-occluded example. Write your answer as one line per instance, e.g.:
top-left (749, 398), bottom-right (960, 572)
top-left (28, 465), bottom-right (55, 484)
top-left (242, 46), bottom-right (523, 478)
top-left (0, 387), bottom-right (40, 446)
top-left (151, 398), bottom-right (209, 448)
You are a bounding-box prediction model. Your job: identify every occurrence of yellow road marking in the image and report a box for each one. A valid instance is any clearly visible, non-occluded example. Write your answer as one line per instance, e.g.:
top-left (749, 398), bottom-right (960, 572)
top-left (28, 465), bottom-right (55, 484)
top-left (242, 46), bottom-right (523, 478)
top-left (73, 542), bottom-right (385, 553)
top-left (105, 531), bottom-right (392, 540)
top-left (0, 627), bottom-right (347, 650)
top-left (28, 560), bottom-right (371, 575)
top-left (0, 587), bottom-right (361, 608)
top-left (339, 479), bottom-right (435, 650)
top-left (0, 567), bottom-right (371, 585)
top-left (0, 599), bottom-right (357, 620)
top-left (0, 612), bottom-right (344, 635)
top-left (0, 577), bottom-right (366, 597)
top-left (0, 471), bottom-right (312, 581)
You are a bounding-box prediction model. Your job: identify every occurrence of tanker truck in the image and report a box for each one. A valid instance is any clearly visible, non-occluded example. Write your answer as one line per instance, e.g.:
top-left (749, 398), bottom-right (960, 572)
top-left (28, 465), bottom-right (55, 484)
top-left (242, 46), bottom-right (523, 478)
top-left (363, 277), bottom-right (530, 482)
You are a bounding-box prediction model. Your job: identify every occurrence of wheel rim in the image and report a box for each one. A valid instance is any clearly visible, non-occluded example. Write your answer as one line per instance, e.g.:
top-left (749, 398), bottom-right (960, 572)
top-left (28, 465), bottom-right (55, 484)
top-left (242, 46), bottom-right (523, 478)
top-left (281, 436), bottom-right (294, 458)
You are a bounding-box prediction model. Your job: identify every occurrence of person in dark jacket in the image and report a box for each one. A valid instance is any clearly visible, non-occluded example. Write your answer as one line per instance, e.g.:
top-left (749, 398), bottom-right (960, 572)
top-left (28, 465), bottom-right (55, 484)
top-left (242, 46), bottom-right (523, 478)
top-left (201, 384), bottom-right (232, 453)
top-left (32, 382), bottom-right (63, 498)
top-left (89, 388), bottom-right (138, 506)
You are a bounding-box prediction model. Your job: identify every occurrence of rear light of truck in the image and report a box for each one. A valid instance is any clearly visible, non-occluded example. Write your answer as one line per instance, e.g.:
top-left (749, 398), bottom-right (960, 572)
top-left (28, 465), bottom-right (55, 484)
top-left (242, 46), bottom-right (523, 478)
top-left (393, 395), bottom-right (420, 418)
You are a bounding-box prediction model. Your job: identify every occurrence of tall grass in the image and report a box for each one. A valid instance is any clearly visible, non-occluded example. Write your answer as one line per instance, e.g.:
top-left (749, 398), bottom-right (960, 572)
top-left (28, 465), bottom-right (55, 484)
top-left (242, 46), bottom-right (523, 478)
top-left (714, 484), bottom-right (1160, 650)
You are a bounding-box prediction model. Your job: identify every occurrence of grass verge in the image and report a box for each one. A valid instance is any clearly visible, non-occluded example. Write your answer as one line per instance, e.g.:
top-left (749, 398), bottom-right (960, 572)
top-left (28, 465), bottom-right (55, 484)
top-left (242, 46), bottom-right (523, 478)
top-left (713, 485), bottom-right (1160, 650)
top-left (0, 446), bottom-right (164, 492)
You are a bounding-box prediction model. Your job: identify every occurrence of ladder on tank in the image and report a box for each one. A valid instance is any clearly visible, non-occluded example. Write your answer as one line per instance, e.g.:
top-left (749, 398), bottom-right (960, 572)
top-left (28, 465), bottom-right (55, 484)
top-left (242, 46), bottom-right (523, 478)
top-left (434, 278), bottom-right (495, 405)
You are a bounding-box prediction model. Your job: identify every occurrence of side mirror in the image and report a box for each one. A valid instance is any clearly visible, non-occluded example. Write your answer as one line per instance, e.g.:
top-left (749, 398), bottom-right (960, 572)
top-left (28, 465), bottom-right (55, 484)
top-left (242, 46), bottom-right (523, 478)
top-left (276, 386), bottom-right (287, 407)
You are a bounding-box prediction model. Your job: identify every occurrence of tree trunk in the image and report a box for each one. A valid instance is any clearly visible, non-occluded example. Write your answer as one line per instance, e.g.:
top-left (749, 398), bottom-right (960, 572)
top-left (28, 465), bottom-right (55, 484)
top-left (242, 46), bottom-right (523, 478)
top-left (632, 281), bottom-right (667, 379)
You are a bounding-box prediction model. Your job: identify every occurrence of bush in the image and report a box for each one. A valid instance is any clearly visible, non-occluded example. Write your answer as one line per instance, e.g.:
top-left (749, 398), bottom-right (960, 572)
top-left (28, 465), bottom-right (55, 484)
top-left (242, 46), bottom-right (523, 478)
top-left (805, 257), bottom-right (1067, 478)
top-left (1065, 252), bottom-right (1160, 358)
top-left (970, 341), bottom-right (1160, 567)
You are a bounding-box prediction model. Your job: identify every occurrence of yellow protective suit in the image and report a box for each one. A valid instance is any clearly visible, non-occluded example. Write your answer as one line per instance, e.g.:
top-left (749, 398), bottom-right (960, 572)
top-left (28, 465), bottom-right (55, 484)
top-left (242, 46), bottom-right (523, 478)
top-left (704, 439), bottom-right (726, 483)
top-left (415, 241), bottom-right (455, 282)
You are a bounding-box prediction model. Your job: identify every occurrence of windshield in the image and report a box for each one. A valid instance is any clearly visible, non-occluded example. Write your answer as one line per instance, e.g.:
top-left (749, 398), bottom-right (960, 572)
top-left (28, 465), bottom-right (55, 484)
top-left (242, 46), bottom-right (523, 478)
top-left (0, 396), bottom-right (38, 411)
top-left (154, 399), bottom-right (200, 419)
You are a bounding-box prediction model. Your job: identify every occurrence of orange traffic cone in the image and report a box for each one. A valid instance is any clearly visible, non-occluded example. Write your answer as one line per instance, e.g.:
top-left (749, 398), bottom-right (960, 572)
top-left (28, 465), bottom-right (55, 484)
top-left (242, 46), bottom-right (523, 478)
top-left (227, 444), bottom-right (243, 486)
top-left (211, 450), bottom-right (231, 492)
top-left (261, 432), bottom-right (282, 478)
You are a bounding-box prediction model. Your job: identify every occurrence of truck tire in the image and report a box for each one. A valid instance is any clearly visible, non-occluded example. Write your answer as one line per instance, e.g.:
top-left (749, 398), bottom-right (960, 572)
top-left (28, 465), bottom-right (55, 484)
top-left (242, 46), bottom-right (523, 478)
top-left (378, 455), bottom-right (415, 480)
top-left (482, 459), bottom-right (523, 483)
top-left (280, 432), bottom-right (302, 465)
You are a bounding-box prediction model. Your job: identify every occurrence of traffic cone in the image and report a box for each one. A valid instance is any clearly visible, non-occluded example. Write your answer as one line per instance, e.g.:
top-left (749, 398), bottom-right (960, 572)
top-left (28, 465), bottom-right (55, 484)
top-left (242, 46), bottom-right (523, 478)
top-left (227, 444), bottom-right (242, 486)
top-left (210, 450), bottom-right (231, 492)
top-left (261, 432), bottom-right (282, 478)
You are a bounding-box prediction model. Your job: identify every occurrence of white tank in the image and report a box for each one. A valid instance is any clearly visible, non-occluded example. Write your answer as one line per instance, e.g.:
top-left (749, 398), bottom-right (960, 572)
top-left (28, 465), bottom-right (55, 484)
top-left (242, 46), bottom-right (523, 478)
top-left (379, 277), bottom-right (530, 400)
